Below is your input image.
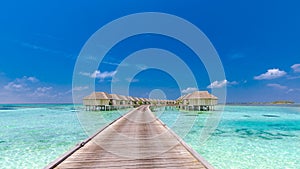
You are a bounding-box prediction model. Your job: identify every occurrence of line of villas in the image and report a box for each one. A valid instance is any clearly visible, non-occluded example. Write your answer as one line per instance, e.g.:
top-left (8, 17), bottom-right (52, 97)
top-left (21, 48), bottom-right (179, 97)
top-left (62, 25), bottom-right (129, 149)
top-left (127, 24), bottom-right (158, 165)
top-left (83, 90), bottom-right (218, 111)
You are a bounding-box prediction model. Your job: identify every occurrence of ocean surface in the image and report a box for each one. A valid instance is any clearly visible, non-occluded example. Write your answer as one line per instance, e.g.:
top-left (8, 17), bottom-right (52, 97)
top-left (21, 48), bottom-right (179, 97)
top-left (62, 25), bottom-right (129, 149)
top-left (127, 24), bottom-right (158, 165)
top-left (0, 104), bottom-right (299, 169)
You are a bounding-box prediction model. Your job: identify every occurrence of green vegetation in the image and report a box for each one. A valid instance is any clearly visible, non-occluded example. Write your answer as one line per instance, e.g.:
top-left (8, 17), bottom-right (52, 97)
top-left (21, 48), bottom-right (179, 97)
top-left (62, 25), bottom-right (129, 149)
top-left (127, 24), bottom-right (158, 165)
top-left (270, 100), bottom-right (294, 104)
top-left (227, 100), bottom-right (295, 105)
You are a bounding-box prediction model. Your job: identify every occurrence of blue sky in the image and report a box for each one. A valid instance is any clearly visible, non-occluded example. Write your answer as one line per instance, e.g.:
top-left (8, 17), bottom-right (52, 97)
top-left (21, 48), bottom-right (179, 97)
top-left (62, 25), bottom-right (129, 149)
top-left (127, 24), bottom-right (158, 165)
top-left (0, 0), bottom-right (299, 103)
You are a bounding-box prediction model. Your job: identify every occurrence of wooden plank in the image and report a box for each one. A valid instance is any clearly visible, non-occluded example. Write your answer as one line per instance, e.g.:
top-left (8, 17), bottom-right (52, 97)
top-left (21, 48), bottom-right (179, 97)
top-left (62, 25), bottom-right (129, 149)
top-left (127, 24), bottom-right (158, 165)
top-left (46, 106), bottom-right (214, 169)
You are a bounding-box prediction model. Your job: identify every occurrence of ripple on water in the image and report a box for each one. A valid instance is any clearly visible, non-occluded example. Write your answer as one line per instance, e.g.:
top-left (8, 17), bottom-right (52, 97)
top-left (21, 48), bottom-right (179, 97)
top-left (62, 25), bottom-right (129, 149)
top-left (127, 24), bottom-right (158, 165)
top-left (171, 106), bottom-right (300, 169)
top-left (0, 104), bottom-right (125, 168)
top-left (262, 114), bottom-right (280, 118)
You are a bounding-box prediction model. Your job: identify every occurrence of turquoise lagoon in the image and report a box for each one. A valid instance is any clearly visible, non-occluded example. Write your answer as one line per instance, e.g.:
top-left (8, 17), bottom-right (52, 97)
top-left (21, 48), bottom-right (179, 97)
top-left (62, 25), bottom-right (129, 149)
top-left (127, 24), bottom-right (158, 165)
top-left (158, 105), bottom-right (300, 169)
top-left (0, 104), bottom-right (299, 168)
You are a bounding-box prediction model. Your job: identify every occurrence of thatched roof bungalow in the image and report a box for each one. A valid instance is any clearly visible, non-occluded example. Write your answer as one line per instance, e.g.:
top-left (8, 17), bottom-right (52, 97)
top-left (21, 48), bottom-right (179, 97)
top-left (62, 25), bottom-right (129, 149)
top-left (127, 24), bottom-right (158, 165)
top-left (109, 94), bottom-right (122, 106)
top-left (83, 92), bottom-right (112, 111)
top-left (83, 92), bottom-right (111, 106)
top-left (127, 96), bottom-right (137, 105)
top-left (137, 98), bottom-right (145, 105)
top-left (124, 96), bottom-right (133, 105)
top-left (83, 90), bottom-right (217, 111)
top-left (117, 95), bottom-right (128, 105)
top-left (143, 98), bottom-right (151, 105)
top-left (179, 91), bottom-right (218, 111)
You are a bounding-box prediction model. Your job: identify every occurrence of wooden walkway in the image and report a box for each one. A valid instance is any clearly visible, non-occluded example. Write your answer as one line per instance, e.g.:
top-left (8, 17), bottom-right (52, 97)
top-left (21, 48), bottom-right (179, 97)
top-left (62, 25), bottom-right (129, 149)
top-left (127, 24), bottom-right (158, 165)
top-left (46, 106), bottom-right (214, 169)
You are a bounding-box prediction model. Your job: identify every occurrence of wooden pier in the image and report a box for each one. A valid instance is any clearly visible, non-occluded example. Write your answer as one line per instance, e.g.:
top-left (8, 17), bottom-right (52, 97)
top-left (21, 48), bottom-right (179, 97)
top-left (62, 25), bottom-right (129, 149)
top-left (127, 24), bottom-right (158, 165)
top-left (46, 106), bottom-right (214, 169)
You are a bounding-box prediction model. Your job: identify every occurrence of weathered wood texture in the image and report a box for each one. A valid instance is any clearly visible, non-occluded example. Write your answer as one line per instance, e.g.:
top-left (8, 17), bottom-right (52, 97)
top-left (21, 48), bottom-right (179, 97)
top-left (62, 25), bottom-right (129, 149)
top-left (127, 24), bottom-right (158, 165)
top-left (48, 106), bottom-right (213, 169)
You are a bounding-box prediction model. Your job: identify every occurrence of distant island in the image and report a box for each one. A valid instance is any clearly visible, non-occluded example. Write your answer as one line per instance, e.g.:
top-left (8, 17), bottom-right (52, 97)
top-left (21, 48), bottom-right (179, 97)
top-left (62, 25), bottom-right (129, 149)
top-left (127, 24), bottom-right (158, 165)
top-left (270, 100), bottom-right (295, 105)
top-left (227, 100), bottom-right (295, 105)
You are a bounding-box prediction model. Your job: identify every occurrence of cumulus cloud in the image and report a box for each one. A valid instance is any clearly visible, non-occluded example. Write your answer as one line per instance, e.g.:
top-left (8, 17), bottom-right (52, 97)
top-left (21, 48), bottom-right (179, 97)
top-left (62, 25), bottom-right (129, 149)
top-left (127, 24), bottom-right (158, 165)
top-left (92, 70), bottom-right (117, 79)
top-left (4, 82), bottom-right (25, 91)
top-left (267, 83), bottom-right (288, 90)
top-left (254, 68), bottom-right (286, 80)
top-left (80, 70), bottom-right (117, 79)
top-left (0, 75), bottom-right (73, 103)
top-left (207, 80), bottom-right (238, 89)
top-left (31, 87), bottom-right (53, 97)
top-left (4, 76), bottom-right (39, 91)
top-left (27, 76), bottom-right (39, 83)
top-left (291, 64), bottom-right (300, 73)
top-left (181, 87), bottom-right (198, 94)
top-left (17, 76), bottom-right (39, 83)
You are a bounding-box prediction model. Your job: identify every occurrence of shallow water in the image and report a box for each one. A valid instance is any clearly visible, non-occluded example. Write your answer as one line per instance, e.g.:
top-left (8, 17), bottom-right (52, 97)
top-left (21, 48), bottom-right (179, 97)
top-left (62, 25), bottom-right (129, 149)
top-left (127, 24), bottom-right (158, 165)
top-left (158, 105), bottom-right (300, 169)
top-left (0, 104), bottom-right (299, 168)
top-left (0, 104), bottom-right (126, 169)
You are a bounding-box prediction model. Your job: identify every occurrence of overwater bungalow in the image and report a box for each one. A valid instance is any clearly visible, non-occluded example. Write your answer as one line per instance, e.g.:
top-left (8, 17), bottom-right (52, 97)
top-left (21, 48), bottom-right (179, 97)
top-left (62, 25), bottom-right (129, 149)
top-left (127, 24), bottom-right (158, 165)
top-left (125, 96), bottom-right (133, 106)
top-left (83, 92), bottom-right (112, 111)
top-left (117, 95), bottom-right (129, 108)
top-left (127, 96), bottom-right (137, 106)
top-left (149, 99), bottom-right (155, 105)
top-left (132, 97), bottom-right (138, 105)
top-left (138, 98), bottom-right (146, 105)
top-left (109, 94), bottom-right (122, 109)
top-left (83, 91), bottom-right (217, 111)
top-left (166, 100), bottom-right (175, 105)
top-left (143, 98), bottom-right (151, 105)
top-left (179, 91), bottom-right (218, 111)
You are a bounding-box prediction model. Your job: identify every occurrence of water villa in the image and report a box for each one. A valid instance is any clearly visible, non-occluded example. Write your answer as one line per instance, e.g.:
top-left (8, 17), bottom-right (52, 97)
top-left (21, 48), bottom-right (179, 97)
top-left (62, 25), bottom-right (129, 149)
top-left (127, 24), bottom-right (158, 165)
top-left (83, 90), bottom-right (217, 111)
top-left (83, 92), bottom-right (112, 111)
top-left (178, 91), bottom-right (218, 111)
top-left (83, 92), bottom-right (154, 111)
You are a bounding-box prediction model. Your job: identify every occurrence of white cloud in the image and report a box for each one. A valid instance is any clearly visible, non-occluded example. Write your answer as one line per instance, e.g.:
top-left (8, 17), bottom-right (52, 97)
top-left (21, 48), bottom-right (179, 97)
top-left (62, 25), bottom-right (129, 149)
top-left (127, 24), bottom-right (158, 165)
top-left (254, 68), bottom-right (286, 80)
top-left (80, 70), bottom-right (117, 79)
top-left (72, 86), bottom-right (89, 91)
top-left (286, 88), bottom-right (300, 93)
top-left (17, 76), bottom-right (39, 83)
top-left (27, 76), bottom-right (39, 83)
top-left (4, 82), bottom-right (25, 91)
top-left (207, 80), bottom-right (238, 89)
top-left (3, 76), bottom-right (39, 91)
top-left (91, 70), bottom-right (117, 79)
top-left (291, 64), bottom-right (300, 73)
top-left (181, 87), bottom-right (198, 94)
top-left (266, 83), bottom-right (300, 95)
top-left (36, 87), bottom-right (53, 92)
top-left (0, 75), bottom-right (73, 103)
top-left (31, 87), bottom-right (53, 97)
top-left (267, 83), bottom-right (288, 90)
